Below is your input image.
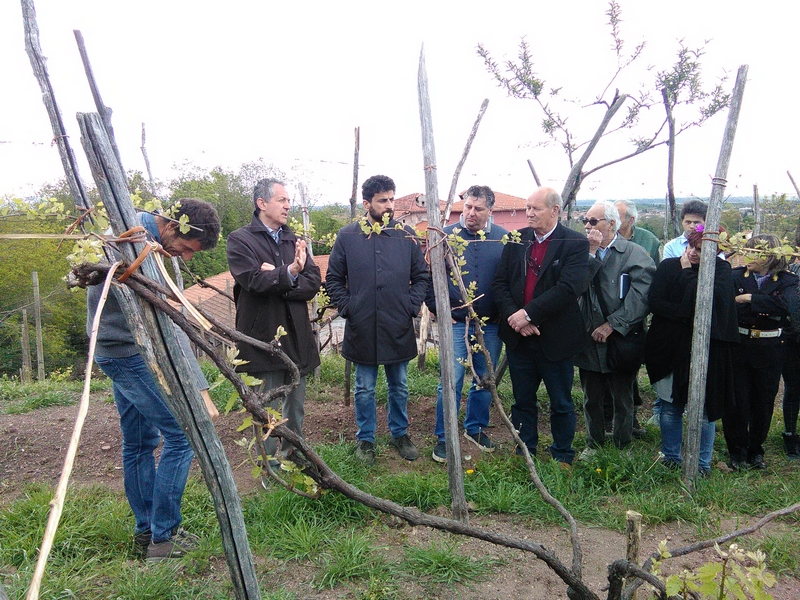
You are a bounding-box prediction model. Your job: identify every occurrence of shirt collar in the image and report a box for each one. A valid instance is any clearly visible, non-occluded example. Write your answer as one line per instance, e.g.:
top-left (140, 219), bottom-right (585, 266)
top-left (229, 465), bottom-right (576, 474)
top-left (139, 211), bottom-right (161, 243)
top-left (598, 234), bottom-right (618, 259)
top-left (534, 223), bottom-right (558, 244)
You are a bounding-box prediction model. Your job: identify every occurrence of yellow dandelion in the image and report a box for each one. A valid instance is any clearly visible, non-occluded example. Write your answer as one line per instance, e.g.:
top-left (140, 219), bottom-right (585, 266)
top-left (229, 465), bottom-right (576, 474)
top-left (596, 468), bottom-right (602, 474)
top-left (466, 469), bottom-right (475, 475)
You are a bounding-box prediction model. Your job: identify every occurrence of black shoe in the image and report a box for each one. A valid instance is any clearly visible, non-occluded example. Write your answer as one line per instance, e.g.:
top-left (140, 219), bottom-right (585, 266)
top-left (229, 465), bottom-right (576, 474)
top-left (463, 430), bottom-right (495, 453)
top-left (749, 455), bottom-right (767, 470)
top-left (146, 528), bottom-right (200, 563)
top-left (632, 426), bottom-right (647, 440)
top-left (432, 441), bottom-right (447, 464)
top-left (389, 434), bottom-right (419, 461)
top-left (784, 432), bottom-right (800, 460)
top-left (133, 529), bottom-right (152, 559)
top-left (354, 440), bottom-right (375, 466)
top-left (515, 445), bottom-right (536, 458)
top-left (730, 458), bottom-right (748, 471)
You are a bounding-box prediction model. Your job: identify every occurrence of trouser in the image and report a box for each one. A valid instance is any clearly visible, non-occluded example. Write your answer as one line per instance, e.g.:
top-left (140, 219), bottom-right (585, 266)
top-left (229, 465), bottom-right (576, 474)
top-left (96, 354), bottom-right (193, 543)
top-left (659, 397), bottom-right (716, 471)
top-left (354, 361), bottom-right (410, 443)
top-left (724, 340), bottom-right (784, 461)
top-left (783, 338), bottom-right (800, 434)
top-left (580, 368), bottom-right (636, 449)
top-left (253, 370), bottom-right (306, 457)
top-left (506, 340), bottom-right (576, 463)
top-left (435, 321), bottom-right (503, 441)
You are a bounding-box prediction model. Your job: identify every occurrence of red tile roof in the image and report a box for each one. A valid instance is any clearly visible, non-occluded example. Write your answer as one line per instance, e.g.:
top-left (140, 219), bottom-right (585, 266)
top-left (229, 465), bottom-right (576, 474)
top-left (175, 254), bottom-right (331, 328)
top-left (393, 190), bottom-right (527, 216)
top-left (450, 191), bottom-right (527, 212)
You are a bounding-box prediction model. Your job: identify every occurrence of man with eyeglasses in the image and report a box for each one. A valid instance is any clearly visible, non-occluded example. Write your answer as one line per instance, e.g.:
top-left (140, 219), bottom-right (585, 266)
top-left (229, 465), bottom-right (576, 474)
top-left (574, 202), bottom-right (655, 459)
top-left (492, 187), bottom-right (589, 466)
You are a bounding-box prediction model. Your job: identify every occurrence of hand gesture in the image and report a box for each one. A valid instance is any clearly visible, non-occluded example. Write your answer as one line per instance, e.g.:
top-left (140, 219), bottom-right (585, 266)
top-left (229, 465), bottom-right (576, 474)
top-left (587, 229), bottom-right (603, 255)
top-left (289, 239), bottom-right (307, 277)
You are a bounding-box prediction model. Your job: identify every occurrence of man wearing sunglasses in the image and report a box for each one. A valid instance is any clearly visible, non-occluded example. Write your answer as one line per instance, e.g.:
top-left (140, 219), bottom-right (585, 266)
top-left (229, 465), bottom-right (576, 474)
top-left (574, 202), bottom-right (655, 458)
top-left (492, 187), bottom-right (589, 465)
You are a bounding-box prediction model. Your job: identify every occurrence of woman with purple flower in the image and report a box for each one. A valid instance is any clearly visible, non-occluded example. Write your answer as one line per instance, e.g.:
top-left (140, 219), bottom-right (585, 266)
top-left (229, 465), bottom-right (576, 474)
top-left (645, 226), bottom-right (739, 476)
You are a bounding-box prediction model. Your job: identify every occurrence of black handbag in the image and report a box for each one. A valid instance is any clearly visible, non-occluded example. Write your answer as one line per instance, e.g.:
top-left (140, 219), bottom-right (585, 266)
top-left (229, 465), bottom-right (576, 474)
top-left (592, 275), bottom-right (646, 373)
top-left (606, 323), bottom-right (646, 373)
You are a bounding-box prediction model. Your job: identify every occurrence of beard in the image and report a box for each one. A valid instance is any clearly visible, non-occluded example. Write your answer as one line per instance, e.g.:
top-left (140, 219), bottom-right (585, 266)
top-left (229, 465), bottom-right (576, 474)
top-left (368, 206), bottom-right (393, 223)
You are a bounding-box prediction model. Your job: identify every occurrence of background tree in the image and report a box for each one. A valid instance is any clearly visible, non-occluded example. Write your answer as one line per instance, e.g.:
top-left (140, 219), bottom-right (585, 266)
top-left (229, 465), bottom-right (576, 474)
top-left (0, 194), bottom-right (88, 377)
top-left (658, 43), bottom-right (730, 238)
top-left (478, 1), bottom-right (729, 217)
top-left (756, 193), bottom-right (800, 240)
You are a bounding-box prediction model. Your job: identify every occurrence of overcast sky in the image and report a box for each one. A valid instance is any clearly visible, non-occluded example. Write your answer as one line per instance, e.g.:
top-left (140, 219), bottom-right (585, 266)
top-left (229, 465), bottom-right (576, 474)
top-left (1, 0), bottom-right (798, 205)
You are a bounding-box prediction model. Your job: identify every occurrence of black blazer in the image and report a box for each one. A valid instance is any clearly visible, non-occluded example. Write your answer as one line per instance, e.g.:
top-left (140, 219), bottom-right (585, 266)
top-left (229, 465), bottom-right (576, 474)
top-left (492, 223), bottom-right (590, 361)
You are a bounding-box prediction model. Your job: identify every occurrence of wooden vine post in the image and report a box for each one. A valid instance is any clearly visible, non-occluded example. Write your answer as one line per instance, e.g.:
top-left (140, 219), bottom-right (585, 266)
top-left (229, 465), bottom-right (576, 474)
top-left (349, 126), bottom-right (360, 220)
top-left (76, 112), bottom-right (261, 600)
top-left (21, 0), bottom-right (91, 214)
top-left (417, 45), bottom-right (468, 522)
top-left (20, 309), bottom-right (33, 383)
top-left (683, 65), bottom-right (748, 486)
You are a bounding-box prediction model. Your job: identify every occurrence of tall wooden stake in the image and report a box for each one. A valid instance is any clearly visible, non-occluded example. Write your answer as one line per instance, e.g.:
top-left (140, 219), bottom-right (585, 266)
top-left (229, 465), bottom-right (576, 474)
top-left (350, 127), bottom-right (360, 220)
top-left (77, 112), bottom-right (261, 599)
top-left (752, 184), bottom-right (761, 235)
top-left (788, 170), bottom-right (800, 198)
top-left (21, 309), bottom-right (33, 383)
top-left (74, 29), bottom-right (123, 171)
top-left (418, 45), bottom-right (468, 522)
top-left (32, 271), bottom-right (45, 381)
top-left (683, 65), bottom-right (749, 487)
top-left (442, 98), bottom-right (489, 224)
top-left (21, 0), bottom-right (91, 214)
top-left (527, 159), bottom-right (542, 187)
top-left (299, 182), bottom-right (321, 377)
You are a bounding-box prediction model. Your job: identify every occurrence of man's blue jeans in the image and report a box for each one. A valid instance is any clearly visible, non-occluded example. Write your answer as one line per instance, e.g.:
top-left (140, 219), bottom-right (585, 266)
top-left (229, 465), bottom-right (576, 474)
top-left (435, 321), bottom-right (502, 442)
top-left (506, 340), bottom-right (577, 463)
top-left (96, 354), bottom-right (194, 543)
top-left (354, 361), bottom-right (410, 443)
top-left (660, 399), bottom-right (715, 471)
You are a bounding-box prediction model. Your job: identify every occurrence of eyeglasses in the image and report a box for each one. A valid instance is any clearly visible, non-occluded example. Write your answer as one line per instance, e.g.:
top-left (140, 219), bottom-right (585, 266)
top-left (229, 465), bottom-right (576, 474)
top-left (581, 217), bottom-right (607, 226)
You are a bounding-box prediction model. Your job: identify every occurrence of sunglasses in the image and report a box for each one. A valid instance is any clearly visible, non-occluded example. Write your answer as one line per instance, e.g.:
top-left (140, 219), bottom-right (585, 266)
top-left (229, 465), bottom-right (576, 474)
top-left (581, 217), bottom-right (607, 226)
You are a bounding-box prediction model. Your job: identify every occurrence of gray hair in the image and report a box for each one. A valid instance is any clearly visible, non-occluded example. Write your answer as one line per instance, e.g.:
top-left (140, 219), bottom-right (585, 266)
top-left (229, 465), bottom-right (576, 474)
top-left (252, 178), bottom-right (286, 212)
top-left (593, 201), bottom-right (621, 233)
top-left (464, 185), bottom-right (496, 209)
top-left (614, 199), bottom-right (638, 222)
top-left (541, 187), bottom-right (562, 210)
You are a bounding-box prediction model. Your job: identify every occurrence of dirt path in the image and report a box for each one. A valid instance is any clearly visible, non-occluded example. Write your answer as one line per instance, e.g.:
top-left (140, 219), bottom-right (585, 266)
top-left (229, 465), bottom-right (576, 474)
top-left (1, 395), bottom-right (798, 599)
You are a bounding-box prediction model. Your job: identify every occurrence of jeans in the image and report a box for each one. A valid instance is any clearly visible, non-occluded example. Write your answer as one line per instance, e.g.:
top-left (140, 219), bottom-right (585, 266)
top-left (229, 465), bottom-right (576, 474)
top-left (435, 322), bottom-right (502, 442)
top-left (659, 398), bottom-right (715, 471)
top-left (354, 361), bottom-right (410, 443)
top-left (252, 370), bottom-right (306, 457)
top-left (95, 354), bottom-right (194, 543)
top-left (506, 340), bottom-right (577, 463)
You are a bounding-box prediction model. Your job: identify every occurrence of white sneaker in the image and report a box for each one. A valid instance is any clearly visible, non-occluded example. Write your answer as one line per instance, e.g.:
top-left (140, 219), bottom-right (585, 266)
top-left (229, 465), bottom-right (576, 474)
top-left (579, 448), bottom-right (598, 461)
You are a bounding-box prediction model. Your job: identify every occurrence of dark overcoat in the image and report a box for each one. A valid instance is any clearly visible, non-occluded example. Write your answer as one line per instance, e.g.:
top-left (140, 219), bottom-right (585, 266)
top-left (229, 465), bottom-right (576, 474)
top-left (492, 223), bottom-right (590, 362)
top-left (325, 218), bottom-right (429, 365)
top-left (227, 215), bottom-right (322, 376)
top-left (645, 257), bottom-right (738, 421)
top-left (731, 266), bottom-right (798, 369)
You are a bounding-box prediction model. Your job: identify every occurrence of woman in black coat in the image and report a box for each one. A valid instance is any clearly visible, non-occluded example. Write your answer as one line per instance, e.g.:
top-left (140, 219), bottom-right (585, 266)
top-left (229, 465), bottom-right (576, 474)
top-left (645, 228), bottom-right (738, 475)
top-left (724, 234), bottom-right (799, 470)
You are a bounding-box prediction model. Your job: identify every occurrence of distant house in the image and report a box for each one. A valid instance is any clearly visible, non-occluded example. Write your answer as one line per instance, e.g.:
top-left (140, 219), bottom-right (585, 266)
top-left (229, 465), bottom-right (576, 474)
top-left (393, 190), bottom-right (529, 232)
top-left (174, 254), bottom-right (331, 357)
